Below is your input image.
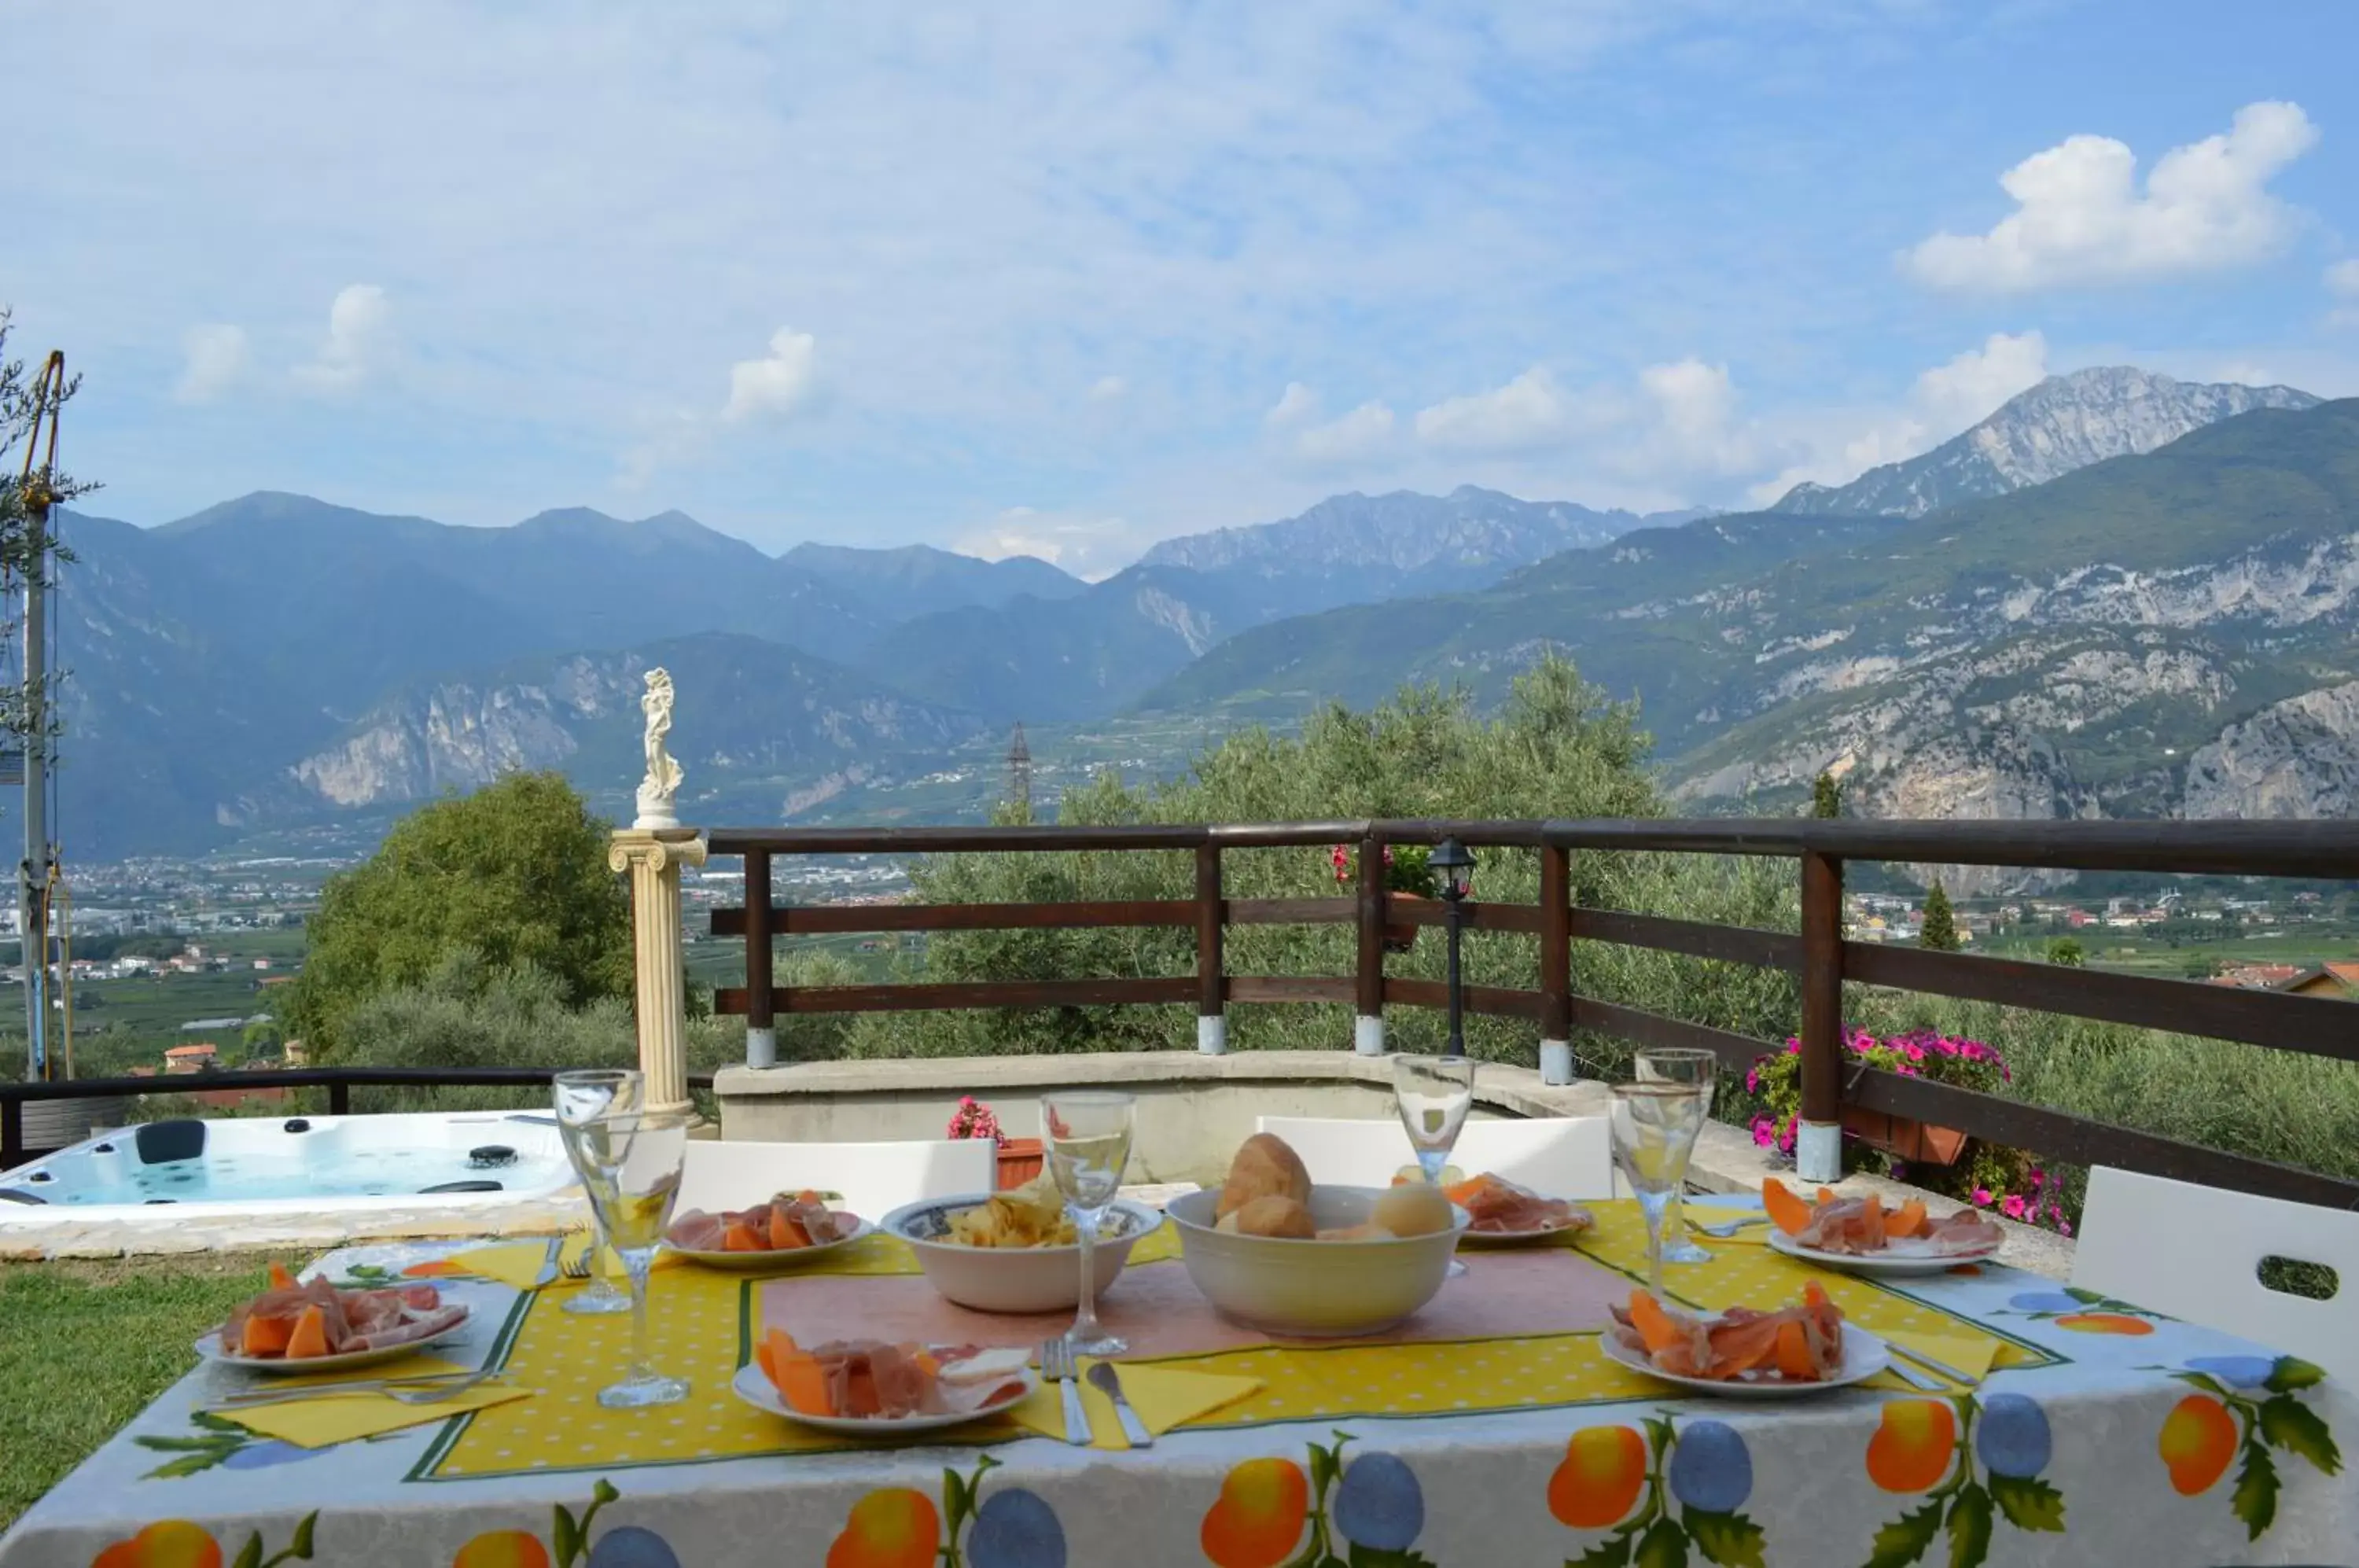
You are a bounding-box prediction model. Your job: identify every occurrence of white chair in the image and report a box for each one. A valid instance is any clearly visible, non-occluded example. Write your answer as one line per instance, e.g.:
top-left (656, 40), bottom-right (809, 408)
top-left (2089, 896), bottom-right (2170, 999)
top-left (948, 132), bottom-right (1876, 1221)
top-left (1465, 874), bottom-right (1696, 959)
top-left (675, 1138), bottom-right (995, 1220)
top-left (2073, 1166), bottom-right (2359, 1385)
top-left (1253, 1115), bottom-right (1614, 1199)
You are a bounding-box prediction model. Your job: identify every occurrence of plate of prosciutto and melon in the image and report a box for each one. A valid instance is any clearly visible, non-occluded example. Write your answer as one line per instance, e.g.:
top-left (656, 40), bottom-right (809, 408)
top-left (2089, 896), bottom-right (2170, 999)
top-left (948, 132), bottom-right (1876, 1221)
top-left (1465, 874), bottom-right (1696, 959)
top-left (1439, 1172), bottom-right (1595, 1246)
top-left (662, 1190), bottom-right (874, 1272)
top-left (198, 1264), bottom-right (473, 1375)
top-left (730, 1332), bottom-right (1036, 1434)
top-left (1600, 1283), bottom-right (1890, 1398)
top-left (1761, 1178), bottom-right (2004, 1276)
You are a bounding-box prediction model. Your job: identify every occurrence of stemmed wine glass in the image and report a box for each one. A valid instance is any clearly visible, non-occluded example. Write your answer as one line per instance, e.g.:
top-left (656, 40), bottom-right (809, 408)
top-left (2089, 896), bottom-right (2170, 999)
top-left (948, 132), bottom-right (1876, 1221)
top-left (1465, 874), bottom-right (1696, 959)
top-left (1634, 1048), bottom-right (1719, 1263)
top-left (1392, 1054), bottom-right (1478, 1277)
top-left (572, 1105), bottom-right (693, 1408)
top-left (553, 1069), bottom-right (642, 1316)
top-left (1043, 1091), bottom-right (1136, 1357)
top-left (1609, 1081), bottom-right (1709, 1300)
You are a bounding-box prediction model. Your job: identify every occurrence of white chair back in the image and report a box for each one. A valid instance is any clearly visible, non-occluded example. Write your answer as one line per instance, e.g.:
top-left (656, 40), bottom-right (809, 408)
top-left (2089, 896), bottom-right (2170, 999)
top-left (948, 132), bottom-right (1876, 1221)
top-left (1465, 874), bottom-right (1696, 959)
top-left (1253, 1115), bottom-right (1613, 1199)
top-left (2074, 1166), bottom-right (2359, 1385)
top-left (676, 1138), bottom-right (996, 1220)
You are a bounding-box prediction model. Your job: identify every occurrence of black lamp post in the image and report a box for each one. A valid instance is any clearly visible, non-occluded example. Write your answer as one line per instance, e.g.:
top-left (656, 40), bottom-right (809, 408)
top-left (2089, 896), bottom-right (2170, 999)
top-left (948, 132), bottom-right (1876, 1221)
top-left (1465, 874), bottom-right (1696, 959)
top-left (1429, 837), bottom-right (1475, 1058)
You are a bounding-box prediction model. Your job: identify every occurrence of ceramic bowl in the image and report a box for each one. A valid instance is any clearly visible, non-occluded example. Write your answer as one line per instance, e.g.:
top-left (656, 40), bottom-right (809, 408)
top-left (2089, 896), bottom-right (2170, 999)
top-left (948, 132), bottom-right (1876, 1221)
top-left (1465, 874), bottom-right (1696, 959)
top-left (881, 1194), bottom-right (1164, 1314)
top-left (1165, 1186), bottom-right (1469, 1338)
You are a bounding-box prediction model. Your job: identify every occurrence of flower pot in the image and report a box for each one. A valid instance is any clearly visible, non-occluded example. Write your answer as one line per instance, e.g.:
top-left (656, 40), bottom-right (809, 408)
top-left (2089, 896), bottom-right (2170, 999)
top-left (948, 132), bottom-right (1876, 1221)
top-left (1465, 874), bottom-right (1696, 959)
top-left (995, 1138), bottom-right (1045, 1189)
top-left (1841, 1105), bottom-right (1969, 1165)
top-left (1384, 894), bottom-right (1435, 954)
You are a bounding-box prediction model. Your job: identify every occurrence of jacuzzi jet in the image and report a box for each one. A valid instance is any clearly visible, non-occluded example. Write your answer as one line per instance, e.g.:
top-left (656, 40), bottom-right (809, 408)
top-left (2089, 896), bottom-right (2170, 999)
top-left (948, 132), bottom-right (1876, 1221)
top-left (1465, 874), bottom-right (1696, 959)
top-left (467, 1145), bottom-right (518, 1169)
top-left (282, 1119), bottom-right (311, 1134)
top-left (145, 1198), bottom-right (176, 1205)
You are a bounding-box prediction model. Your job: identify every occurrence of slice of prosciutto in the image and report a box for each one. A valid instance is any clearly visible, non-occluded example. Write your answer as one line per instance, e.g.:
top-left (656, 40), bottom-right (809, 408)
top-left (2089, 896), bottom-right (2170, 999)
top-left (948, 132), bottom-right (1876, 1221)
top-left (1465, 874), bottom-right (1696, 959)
top-left (1442, 1173), bottom-right (1591, 1235)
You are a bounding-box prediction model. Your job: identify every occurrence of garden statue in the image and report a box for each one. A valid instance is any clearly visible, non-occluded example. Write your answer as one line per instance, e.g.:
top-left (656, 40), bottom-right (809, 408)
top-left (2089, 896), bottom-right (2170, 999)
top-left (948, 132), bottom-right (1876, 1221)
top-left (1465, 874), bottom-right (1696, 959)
top-left (635, 668), bottom-right (684, 829)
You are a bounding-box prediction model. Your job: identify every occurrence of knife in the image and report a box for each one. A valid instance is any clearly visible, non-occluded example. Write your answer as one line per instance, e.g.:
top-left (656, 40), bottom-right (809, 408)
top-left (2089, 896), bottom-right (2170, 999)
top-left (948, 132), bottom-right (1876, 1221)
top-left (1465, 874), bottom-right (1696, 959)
top-left (1086, 1360), bottom-right (1154, 1449)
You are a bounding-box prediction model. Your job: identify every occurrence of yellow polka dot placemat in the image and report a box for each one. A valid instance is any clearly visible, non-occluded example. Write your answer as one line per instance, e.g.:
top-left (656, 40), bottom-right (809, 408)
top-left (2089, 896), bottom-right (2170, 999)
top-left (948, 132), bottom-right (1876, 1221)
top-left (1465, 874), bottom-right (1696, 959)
top-left (418, 1202), bottom-right (2047, 1480)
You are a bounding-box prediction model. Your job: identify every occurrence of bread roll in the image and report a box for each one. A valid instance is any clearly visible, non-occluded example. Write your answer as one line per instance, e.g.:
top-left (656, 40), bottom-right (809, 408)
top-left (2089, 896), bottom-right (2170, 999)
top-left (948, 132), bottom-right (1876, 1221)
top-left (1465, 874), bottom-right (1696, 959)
top-left (1231, 1194), bottom-right (1317, 1239)
top-left (1216, 1132), bottom-right (1313, 1219)
top-left (1371, 1181), bottom-right (1453, 1239)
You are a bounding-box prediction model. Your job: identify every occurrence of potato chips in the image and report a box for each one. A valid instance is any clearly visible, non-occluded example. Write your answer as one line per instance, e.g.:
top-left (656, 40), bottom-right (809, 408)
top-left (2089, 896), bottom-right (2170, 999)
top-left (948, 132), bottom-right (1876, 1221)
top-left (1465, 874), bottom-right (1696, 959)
top-left (945, 1176), bottom-right (1080, 1247)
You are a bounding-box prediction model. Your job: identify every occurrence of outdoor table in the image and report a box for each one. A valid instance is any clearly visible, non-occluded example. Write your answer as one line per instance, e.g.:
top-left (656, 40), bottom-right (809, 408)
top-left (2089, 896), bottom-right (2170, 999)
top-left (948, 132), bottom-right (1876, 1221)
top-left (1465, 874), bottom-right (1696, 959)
top-left (5, 1198), bottom-right (2353, 1566)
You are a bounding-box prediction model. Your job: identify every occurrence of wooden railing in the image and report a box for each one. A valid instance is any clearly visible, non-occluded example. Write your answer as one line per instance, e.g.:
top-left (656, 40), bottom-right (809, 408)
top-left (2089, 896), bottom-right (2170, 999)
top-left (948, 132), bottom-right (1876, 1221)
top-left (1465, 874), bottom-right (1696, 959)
top-left (0, 1067), bottom-right (720, 1169)
top-left (707, 819), bottom-right (2359, 1212)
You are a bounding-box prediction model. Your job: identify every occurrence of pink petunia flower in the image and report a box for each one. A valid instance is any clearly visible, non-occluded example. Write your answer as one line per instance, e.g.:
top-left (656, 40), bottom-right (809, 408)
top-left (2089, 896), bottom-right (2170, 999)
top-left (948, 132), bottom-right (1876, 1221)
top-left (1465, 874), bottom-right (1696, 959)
top-left (1971, 1187), bottom-right (1993, 1206)
top-left (2001, 1194), bottom-right (2029, 1220)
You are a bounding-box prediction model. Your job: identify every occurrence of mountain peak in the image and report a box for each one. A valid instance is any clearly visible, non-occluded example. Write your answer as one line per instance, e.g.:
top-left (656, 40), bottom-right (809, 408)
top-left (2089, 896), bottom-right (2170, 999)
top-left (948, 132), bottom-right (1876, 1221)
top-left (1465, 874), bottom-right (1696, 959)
top-left (1769, 366), bottom-right (2322, 519)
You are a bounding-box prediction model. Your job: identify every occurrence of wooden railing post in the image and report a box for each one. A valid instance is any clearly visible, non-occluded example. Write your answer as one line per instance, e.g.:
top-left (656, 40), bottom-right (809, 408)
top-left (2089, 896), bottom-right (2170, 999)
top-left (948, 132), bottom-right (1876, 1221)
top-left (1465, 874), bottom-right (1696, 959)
top-left (1538, 843), bottom-right (1573, 1084)
top-left (1797, 850), bottom-right (1845, 1183)
top-left (1196, 845), bottom-right (1225, 1054)
top-left (743, 851), bottom-right (776, 1069)
top-left (1355, 830), bottom-right (1386, 1055)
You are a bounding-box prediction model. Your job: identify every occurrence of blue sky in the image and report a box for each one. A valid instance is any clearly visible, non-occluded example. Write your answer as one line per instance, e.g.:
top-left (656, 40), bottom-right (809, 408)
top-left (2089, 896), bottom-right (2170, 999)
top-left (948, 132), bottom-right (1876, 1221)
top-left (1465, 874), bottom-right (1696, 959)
top-left (9, 1), bottom-right (2357, 576)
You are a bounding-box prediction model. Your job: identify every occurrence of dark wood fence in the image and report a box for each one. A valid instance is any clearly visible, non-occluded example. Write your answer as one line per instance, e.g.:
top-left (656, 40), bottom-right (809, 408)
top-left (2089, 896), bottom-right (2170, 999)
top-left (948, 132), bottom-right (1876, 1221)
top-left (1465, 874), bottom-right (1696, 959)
top-left (707, 819), bottom-right (2359, 1212)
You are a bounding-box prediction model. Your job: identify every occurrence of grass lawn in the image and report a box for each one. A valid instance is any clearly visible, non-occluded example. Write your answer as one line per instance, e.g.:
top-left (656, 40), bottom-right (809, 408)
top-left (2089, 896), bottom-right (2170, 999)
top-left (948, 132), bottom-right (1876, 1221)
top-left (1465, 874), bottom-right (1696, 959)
top-left (0, 1253), bottom-right (273, 1533)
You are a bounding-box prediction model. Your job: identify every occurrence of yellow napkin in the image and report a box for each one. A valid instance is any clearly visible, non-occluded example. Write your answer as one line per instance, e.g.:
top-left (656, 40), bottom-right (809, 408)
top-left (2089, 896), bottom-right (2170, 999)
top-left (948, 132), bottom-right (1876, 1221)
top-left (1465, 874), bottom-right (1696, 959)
top-left (1868, 1329), bottom-right (2000, 1392)
top-left (1007, 1360), bottom-right (1261, 1451)
top-left (436, 1242), bottom-right (559, 1290)
top-left (222, 1383), bottom-right (532, 1448)
top-left (268, 1355), bottom-right (471, 1389)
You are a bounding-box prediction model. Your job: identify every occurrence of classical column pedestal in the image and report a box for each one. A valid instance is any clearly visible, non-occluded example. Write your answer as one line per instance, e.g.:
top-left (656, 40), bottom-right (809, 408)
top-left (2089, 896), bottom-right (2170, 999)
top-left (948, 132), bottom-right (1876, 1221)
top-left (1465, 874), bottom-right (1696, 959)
top-left (609, 827), bottom-right (708, 1117)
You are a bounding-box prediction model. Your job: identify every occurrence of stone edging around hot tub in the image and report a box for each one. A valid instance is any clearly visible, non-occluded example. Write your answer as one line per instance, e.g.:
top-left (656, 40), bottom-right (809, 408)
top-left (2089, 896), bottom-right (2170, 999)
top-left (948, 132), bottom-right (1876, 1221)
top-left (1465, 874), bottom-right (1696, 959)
top-left (716, 1051), bottom-right (2073, 1279)
top-left (0, 1188), bottom-right (591, 1262)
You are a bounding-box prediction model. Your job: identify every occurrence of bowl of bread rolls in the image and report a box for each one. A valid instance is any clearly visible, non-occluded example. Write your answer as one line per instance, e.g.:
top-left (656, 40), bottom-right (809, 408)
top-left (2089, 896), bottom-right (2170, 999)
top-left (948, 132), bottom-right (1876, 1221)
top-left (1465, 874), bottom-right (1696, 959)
top-left (1165, 1132), bottom-right (1470, 1337)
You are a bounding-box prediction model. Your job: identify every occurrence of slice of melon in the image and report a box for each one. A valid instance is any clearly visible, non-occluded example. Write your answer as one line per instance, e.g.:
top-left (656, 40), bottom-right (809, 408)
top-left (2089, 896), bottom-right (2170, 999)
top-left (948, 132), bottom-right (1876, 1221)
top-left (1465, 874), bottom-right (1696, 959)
top-left (1773, 1320), bottom-right (1815, 1379)
top-left (1626, 1290), bottom-right (1683, 1356)
top-left (282, 1304), bottom-right (331, 1360)
top-left (1885, 1198), bottom-right (1928, 1239)
top-left (241, 1314), bottom-right (295, 1357)
top-left (768, 1206), bottom-right (811, 1251)
top-left (722, 1221), bottom-right (765, 1252)
top-left (1761, 1178), bottom-right (1814, 1236)
top-left (267, 1261), bottom-right (299, 1292)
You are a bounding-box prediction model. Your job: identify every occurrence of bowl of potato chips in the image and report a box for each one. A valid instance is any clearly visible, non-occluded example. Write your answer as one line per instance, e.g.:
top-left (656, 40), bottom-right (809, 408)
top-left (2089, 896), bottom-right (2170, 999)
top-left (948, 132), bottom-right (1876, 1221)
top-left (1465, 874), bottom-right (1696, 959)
top-left (881, 1177), bottom-right (1165, 1313)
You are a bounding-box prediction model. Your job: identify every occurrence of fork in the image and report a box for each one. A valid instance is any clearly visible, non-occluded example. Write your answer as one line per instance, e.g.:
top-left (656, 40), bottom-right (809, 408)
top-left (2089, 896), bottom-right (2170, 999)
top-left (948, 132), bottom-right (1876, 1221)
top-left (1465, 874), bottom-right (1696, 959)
top-left (1693, 1214), bottom-right (1769, 1239)
top-left (559, 1231), bottom-right (597, 1281)
top-left (205, 1369), bottom-right (510, 1410)
top-left (1040, 1338), bottom-right (1089, 1447)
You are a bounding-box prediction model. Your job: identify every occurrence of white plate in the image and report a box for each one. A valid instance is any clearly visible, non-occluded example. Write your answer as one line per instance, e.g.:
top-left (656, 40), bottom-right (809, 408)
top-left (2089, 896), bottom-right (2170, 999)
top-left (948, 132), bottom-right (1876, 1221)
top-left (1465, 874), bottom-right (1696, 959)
top-left (1459, 1216), bottom-right (1592, 1248)
top-left (1766, 1228), bottom-right (1998, 1277)
top-left (665, 1216), bottom-right (875, 1272)
top-left (728, 1359), bottom-right (1036, 1434)
top-left (1599, 1318), bottom-right (1890, 1398)
top-left (195, 1303), bottom-right (473, 1375)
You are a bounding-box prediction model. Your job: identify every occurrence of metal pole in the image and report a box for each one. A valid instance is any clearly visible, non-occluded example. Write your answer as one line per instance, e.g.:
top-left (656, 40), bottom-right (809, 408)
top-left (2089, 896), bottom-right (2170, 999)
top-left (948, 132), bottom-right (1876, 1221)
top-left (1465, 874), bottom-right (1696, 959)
top-left (1442, 895), bottom-right (1465, 1058)
top-left (19, 495), bottom-right (46, 1082)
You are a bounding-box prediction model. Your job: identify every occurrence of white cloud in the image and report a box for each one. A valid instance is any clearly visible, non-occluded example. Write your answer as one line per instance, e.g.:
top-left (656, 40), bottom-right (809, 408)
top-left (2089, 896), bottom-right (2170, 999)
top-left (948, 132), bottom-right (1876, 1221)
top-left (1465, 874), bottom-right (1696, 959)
top-left (954, 505), bottom-right (1135, 581)
top-left (1904, 102), bottom-right (2320, 293)
top-left (1264, 382), bottom-right (1397, 470)
top-left (173, 324), bottom-right (249, 404)
top-left (722, 328), bottom-right (819, 422)
top-left (1636, 358), bottom-right (1754, 473)
top-left (1413, 366), bottom-right (1588, 455)
top-left (292, 284), bottom-right (390, 392)
top-left (1088, 375), bottom-right (1127, 403)
top-left (1746, 330), bottom-right (2050, 504)
top-left (2329, 259), bottom-right (2359, 328)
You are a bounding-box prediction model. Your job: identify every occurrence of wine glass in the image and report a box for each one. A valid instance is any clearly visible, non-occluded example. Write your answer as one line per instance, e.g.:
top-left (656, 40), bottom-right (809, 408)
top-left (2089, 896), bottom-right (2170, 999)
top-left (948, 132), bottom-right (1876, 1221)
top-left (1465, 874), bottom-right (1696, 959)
top-left (1043, 1091), bottom-right (1136, 1357)
top-left (1609, 1082), bottom-right (1709, 1300)
top-left (553, 1069), bottom-right (642, 1316)
top-left (1392, 1054), bottom-right (1478, 1276)
top-left (1635, 1048), bottom-right (1719, 1263)
top-left (572, 1105), bottom-right (692, 1408)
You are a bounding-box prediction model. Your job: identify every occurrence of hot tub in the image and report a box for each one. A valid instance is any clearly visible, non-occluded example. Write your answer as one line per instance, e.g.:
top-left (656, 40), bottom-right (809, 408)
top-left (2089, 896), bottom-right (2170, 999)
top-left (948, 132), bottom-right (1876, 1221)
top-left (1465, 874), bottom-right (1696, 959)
top-left (0, 1110), bottom-right (576, 1220)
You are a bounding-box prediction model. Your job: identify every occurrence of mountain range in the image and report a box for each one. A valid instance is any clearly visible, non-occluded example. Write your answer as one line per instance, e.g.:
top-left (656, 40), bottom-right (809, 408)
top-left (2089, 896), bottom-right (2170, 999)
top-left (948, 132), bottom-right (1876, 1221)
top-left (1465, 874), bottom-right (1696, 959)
top-left (30, 365), bottom-right (2353, 859)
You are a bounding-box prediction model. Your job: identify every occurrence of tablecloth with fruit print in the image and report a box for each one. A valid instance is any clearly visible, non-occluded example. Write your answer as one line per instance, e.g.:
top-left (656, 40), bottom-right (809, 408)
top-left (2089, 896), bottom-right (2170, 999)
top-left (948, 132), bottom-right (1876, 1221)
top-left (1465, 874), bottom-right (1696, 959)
top-left (2, 1205), bottom-right (2352, 1568)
